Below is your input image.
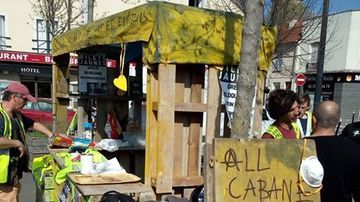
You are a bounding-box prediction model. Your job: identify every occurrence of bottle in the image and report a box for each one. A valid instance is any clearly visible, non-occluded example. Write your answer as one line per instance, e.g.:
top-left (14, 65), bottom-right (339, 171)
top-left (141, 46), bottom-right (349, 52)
top-left (83, 122), bottom-right (93, 140)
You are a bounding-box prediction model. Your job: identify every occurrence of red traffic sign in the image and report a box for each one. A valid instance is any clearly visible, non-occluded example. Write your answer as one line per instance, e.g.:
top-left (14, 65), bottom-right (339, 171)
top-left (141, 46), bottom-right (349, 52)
top-left (295, 74), bottom-right (306, 86)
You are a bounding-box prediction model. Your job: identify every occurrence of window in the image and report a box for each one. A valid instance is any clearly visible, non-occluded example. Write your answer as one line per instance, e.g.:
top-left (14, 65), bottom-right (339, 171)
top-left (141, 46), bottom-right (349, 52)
top-left (0, 15), bottom-right (6, 49)
top-left (273, 82), bottom-right (281, 89)
top-left (310, 42), bottom-right (320, 63)
top-left (34, 19), bottom-right (57, 53)
top-left (34, 19), bottom-right (49, 53)
top-left (285, 82), bottom-right (291, 90)
top-left (273, 57), bottom-right (284, 72)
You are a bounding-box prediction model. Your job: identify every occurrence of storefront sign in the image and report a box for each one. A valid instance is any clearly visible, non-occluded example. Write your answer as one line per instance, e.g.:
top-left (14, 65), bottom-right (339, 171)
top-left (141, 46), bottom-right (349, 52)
top-left (0, 51), bottom-right (116, 68)
top-left (78, 53), bottom-right (107, 95)
top-left (18, 65), bottom-right (52, 78)
top-left (21, 67), bottom-right (40, 74)
top-left (304, 74), bottom-right (334, 100)
top-left (0, 50), bottom-right (52, 64)
top-left (304, 73), bottom-right (360, 100)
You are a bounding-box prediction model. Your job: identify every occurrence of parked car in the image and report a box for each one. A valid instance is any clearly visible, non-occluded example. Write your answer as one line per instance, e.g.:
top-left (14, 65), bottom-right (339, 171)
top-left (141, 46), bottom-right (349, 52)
top-left (21, 98), bottom-right (75, 128)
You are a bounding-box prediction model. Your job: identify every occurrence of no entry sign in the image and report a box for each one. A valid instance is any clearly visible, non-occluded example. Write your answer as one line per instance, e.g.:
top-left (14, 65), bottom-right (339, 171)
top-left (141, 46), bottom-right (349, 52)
top-left (295, 74), bottom-right (306, 86)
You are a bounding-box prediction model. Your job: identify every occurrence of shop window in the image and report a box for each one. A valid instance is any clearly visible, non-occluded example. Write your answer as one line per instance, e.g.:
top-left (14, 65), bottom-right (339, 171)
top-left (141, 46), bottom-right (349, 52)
top-left (21, 80), bottom-right (51, 98)
top-left (0, 79), bottom-right (12, 99)
top-left (38, 82), bottom-right (51, 98)
top-left (22, 81), bottom-right (35, 97)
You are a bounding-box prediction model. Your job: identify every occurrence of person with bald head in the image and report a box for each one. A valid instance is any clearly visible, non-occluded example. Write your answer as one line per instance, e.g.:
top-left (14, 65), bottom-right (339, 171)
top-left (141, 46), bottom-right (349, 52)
top-left (308, 101), bottom-right (360, 202)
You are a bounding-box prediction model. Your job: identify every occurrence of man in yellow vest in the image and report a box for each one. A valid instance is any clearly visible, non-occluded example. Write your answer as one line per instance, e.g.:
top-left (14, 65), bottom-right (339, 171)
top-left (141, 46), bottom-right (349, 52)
top-left (262, 89), bottom-right (301, 139)
top-left (0, 82), bottom-right (53, 202)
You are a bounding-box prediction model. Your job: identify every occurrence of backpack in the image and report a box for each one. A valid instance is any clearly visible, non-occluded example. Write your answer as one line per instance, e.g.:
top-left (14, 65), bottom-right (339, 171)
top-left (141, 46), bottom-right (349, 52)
top-left (100, 191), bottom-right (135, 202)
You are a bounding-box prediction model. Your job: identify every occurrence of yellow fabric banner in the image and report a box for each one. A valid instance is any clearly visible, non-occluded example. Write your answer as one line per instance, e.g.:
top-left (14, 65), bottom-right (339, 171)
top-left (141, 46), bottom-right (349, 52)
top-left (52, 2), bottom-right (276, 68)
top-left (52, 3), bottom-right (158, 56)
top-left (142, 2), bottom-right (243, 65)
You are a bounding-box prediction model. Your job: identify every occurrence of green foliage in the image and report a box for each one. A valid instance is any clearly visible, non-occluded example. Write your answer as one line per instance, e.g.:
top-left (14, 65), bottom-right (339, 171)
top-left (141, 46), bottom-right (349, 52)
top-left (26, 130), bottom-right (45, 137)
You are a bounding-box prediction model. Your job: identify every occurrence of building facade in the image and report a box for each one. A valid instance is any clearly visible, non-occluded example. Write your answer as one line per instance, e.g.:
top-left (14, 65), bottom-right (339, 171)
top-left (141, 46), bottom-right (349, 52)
top-left (267, 10), bottom-right (360, 125)
top-left (300, 10), bottom-right (360, 125)
top-left (0, 0), bottom-right (237, 99)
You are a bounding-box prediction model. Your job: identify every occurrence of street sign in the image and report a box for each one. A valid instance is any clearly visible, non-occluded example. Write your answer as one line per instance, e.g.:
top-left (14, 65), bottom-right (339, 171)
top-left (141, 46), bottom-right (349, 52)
top-left (295, 73), bottom-right (306, 86)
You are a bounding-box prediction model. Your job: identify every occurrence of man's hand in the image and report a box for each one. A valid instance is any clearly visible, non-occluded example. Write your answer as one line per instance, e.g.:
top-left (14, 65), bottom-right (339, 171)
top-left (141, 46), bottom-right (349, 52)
top-left (48, 133), bottom-right (55, 144)
top-left (14, 140), bottom-right (26, 157)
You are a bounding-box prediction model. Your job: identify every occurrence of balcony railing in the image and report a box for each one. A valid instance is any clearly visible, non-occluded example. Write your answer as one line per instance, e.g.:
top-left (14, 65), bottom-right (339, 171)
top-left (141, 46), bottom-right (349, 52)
top-left (0, 36), bottom-right (11, 49)
top-left (32, 39), bottom-right (51, 53)
top-left (306, 62), bottom-right (317, 73)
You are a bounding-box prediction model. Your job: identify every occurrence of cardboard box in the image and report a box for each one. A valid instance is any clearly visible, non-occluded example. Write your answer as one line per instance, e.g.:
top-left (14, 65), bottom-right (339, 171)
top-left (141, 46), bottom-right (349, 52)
top-left (44, 175), bottom-right (55, 190)
top-left (43, 189), bottom-right (56, 202)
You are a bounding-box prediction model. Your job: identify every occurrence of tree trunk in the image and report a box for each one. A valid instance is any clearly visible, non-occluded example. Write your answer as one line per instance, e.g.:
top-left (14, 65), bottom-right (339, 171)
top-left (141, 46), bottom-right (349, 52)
top-left (231, 0), bottom-right (264, 139)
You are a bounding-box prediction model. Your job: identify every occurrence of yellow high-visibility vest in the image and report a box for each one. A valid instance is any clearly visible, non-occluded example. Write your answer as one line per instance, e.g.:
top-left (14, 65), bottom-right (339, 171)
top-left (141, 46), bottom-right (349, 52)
top-left (297, 111), bottom-right (313, 137)
top-left (264, 122), bottom-right (300, 139)
top-left (0, 104), bottom-right (26, 184)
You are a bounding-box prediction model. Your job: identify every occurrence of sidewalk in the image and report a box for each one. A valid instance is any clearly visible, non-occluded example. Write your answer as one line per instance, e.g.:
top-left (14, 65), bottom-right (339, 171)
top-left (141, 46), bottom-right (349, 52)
top-left (20, 172), bottom-right (36, 202)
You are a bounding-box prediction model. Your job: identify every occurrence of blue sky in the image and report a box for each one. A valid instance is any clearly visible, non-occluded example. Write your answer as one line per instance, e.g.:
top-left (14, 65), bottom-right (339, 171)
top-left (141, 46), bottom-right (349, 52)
top-left (330, 0), bottom-right (360, 13)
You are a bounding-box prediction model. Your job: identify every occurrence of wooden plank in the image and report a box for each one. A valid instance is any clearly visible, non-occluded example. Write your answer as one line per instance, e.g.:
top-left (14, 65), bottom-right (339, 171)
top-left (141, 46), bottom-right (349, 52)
top-left (52, 63), bottom-right (69, 133)
top-left (75, 182), bottom-right (153, 196)
top-left (174, 67), bottom-right (186, 178)
top-left (172, 176), bottom-right (204, 187)
top-left (155, 64), bottom-right (176, 193)
top-left (188, 67), bottom-right (203, 176)
top-left (174, 113), bottom-right (185, 176)
top-left (204, 66), bottom-right (222, 202)
top-left (145, 66), bottom-right (159, 187)
top-left (152, 102), bottom-right (207, 112)
top-left (180, 67), bottom-right (191, 178)
top-left (181, 115), bottom-right (189, 176)
top-left (174, 113), bottom-right (185, 177)
top-left (175, 103), bottom-right (207, 112)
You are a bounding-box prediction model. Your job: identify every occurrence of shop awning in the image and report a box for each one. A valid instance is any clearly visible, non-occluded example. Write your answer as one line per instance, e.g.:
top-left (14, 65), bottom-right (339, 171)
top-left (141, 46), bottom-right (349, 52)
top-left (52, 1), bottom-right (276, 67)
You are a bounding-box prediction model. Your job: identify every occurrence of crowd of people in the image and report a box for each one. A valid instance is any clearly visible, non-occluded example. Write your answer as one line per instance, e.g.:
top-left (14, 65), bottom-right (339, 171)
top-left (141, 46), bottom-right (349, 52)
top-left (261, 89), bottom-right (360, 202)
top-left (2, 81), bottom-right (360, 201)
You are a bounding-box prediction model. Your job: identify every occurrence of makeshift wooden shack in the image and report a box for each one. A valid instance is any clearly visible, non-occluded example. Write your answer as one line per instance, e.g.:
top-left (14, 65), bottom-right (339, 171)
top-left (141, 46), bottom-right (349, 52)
top-left (51, 1), bottom-right (277, 200)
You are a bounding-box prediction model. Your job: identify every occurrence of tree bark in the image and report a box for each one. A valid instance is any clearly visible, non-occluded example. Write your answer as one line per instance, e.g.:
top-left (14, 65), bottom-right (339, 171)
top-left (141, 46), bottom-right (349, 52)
top-left (231, 0), bottom-right (264, 139)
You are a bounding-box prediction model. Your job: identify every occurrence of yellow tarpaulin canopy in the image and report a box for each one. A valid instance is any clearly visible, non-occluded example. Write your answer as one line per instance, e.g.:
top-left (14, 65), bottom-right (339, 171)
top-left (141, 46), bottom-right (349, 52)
top-left (52, 1), bottom-right (276, 67)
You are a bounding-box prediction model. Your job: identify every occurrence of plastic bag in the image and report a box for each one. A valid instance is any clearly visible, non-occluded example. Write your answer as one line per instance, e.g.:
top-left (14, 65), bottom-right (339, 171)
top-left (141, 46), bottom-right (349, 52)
top-left (95, 139), bottom-right (128, 152)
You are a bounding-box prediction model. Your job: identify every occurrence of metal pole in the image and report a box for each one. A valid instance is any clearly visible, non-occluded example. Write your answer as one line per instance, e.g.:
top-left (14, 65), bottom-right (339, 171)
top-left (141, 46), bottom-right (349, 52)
top-left (46, 20), bottom-right (51, 53)
top-left (87, 0), bottom-right (94, 22)
top-left (314, 0), bottom-right (330, 109)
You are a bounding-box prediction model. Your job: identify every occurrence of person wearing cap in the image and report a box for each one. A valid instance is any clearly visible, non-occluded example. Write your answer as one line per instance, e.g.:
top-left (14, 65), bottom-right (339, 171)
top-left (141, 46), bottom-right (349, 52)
top-left (308, 101), bottom-right (360, 202)
top-left (0, 82), bottom-right (53, 201)
top-left (340, 121), bottom-right (360, 145)
top-left (262, 89), bottom-right (301, 139)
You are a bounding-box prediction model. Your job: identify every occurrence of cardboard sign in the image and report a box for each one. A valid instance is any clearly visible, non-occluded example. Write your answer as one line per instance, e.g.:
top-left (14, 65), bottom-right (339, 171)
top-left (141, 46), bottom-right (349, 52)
top-left (214, 139), bottom-right (320, 202)
top-left (219, 66), bottom-right (239, 127)
top-left (78, 53), bottom-right (107, 95)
